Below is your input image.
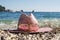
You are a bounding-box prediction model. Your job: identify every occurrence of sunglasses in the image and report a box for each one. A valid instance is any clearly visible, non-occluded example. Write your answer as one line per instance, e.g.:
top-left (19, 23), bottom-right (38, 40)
top-left (18, 24), bottom-right (39, 32)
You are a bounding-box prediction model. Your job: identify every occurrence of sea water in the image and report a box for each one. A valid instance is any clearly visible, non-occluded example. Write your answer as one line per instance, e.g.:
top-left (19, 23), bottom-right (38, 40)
top-left (0, 12), bottom-right (60, 30)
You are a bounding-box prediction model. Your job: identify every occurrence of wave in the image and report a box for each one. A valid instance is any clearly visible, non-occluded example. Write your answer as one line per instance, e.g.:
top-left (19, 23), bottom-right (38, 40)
top-left (0, 18), bottom-right (60, 30)
top-left (0, 20), bottom-right (18, 30)
top-left (38, 18), bottom-right (60, 28)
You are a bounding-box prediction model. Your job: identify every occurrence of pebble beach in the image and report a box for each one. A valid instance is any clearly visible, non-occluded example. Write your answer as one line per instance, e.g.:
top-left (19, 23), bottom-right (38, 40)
top-left (0, 28), bottom-right (60, 40)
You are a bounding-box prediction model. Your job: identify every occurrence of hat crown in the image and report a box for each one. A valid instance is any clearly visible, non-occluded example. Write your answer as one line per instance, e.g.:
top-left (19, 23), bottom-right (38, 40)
top-left (18, 13), bottom-right (39, 26)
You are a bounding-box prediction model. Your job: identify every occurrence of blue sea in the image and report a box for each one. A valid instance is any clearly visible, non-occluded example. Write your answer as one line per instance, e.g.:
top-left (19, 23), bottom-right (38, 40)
top-left (0, 12), bottom-right (60, 20)
top-left (0, 12), bottom-right (60, 30)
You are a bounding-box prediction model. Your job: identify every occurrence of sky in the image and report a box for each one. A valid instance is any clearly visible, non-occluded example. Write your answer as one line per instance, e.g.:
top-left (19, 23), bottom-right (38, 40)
top-left (0, 0), bottom-right (60, 12)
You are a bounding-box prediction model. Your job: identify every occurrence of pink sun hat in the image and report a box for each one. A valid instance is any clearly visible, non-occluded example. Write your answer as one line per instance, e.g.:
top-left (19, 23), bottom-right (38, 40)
top-left (18, 13), bottom-right (39, 32)
top-left (37, 27), bottom-right (53, 32)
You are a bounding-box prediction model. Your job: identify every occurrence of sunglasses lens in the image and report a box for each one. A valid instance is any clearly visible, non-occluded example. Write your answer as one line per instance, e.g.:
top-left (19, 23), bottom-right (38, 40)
top-left (18, 24), bottom-right (29, 31)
